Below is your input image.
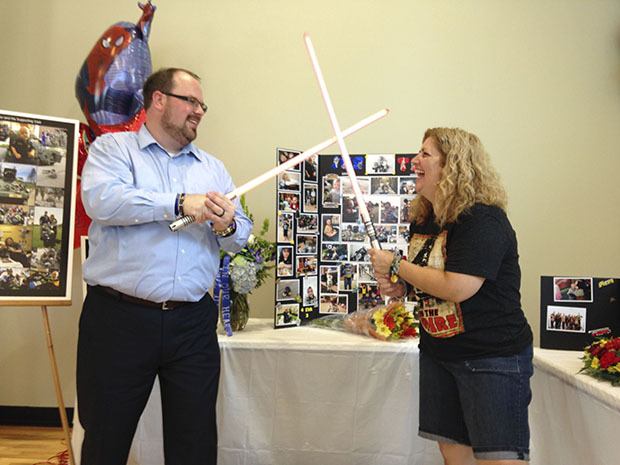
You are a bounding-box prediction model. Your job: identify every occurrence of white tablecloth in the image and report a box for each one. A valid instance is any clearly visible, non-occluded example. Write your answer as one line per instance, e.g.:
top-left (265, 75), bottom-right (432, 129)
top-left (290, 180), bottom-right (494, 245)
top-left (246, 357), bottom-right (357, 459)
top-left (530, 348), bottom-right (620, 465)
top-left (72, 319), bottom-right (442, 465)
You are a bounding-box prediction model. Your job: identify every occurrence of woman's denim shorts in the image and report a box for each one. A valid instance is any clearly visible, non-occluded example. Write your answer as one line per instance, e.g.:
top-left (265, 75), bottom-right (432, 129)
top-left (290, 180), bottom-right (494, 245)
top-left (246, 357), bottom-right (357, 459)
top-left (418, 344), bottom-right (533, 461)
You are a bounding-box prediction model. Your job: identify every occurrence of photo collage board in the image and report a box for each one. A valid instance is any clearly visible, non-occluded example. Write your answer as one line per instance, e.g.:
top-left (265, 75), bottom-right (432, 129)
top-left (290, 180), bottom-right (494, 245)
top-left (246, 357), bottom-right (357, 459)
top-left (0, 109), bottom-right (77, 302)
top-left (540, 276), bottom-right (620, 350)
top-left (274, 148), bottom-right (417, 328)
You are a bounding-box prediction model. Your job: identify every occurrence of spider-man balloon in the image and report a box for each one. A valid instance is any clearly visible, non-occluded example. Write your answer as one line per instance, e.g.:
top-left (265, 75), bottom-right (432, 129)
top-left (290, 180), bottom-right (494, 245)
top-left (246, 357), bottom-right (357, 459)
top-left (74, 1), bottom-right (156, 247)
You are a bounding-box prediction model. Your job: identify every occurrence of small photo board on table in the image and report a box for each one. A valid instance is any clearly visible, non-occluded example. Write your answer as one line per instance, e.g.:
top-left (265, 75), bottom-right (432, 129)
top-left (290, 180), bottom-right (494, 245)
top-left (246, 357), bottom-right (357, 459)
top-left (540, 276), bottom-right (620, 350)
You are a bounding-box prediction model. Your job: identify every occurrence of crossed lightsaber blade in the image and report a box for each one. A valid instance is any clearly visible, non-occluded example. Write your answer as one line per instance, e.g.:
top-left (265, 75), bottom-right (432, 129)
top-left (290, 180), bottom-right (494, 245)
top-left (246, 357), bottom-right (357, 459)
top-left (169, 33), bottom-right (387, 245)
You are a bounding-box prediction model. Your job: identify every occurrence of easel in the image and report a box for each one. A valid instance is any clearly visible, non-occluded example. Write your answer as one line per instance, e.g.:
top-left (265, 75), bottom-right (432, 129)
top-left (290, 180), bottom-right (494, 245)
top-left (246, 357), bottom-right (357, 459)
top-left (6, 299), bottom-right (77, 465)
top-left (41, 304), bottom-right (76, 465)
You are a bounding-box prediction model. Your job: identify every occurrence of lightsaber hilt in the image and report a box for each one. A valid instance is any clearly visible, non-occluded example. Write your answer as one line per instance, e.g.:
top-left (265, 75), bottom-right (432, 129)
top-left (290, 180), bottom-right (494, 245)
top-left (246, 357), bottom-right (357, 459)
top-left (363, 219), bottom-right (382, 250)
top-left (169, 192), bottom-right (237, 232)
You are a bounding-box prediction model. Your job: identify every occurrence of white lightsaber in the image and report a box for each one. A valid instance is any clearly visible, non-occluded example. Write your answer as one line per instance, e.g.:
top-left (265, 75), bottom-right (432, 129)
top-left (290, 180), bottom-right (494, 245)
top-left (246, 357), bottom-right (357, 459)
top-left (169, 108), bottom-right (389, 232)
top-left (304, 33), bottom-right (382, 250)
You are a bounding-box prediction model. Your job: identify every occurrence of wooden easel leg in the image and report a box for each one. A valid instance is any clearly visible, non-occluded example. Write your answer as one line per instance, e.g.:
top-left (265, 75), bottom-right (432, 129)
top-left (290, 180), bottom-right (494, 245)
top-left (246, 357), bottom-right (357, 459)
top-left (41, 305), bottom-right (76, 465)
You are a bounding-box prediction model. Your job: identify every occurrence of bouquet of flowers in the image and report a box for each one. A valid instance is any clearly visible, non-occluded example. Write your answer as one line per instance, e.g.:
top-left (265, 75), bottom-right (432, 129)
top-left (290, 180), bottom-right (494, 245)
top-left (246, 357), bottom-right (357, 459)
top-left (311, 301), bottom-right (418, 341)
top-left (217, 196), bottom-right (276, 332)
top-left (580, 331), bottom-right (620, 386)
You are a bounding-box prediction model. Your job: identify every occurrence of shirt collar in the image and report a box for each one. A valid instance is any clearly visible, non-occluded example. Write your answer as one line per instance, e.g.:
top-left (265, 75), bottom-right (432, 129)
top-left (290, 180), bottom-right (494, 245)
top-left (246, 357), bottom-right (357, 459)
top-left (138, 124), bottom-right (205, 162)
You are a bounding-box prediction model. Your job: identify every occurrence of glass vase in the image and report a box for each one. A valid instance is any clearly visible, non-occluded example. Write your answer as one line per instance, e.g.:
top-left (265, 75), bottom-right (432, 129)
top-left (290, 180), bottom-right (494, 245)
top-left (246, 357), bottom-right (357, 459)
top-left (229, 290), bottom-right (250, 331)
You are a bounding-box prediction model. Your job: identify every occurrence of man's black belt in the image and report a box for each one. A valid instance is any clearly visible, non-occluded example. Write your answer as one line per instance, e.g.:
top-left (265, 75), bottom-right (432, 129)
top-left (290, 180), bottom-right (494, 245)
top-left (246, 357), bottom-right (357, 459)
top-left (94, 285), bottom-right (189, 310)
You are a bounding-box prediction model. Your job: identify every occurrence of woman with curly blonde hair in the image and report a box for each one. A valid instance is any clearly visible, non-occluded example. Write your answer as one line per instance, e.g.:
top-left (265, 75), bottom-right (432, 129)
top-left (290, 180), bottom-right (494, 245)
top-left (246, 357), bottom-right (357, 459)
top-left (410, 127), bottom-right (507, 227)
top-left (370, 128), bottom-right (533, 465)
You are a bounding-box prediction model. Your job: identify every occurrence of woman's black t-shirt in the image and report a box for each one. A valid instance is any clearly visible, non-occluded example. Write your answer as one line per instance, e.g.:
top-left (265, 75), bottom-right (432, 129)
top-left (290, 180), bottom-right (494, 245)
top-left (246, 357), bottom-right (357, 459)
top-left (408, 204), bottom-right (532, 361)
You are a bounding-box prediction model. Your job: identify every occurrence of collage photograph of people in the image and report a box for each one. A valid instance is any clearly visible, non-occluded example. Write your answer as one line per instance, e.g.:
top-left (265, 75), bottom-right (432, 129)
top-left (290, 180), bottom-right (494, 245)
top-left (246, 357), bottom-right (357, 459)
top-left (0, 118), bottom-right (67, 291)
top-left (274, 148), bottom-right (417, 326)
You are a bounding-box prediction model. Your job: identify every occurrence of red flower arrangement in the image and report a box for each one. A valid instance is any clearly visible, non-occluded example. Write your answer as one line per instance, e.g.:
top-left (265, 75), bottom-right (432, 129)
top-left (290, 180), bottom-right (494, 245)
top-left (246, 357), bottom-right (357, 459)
top-left (580, 335), bottom-right (620, 386)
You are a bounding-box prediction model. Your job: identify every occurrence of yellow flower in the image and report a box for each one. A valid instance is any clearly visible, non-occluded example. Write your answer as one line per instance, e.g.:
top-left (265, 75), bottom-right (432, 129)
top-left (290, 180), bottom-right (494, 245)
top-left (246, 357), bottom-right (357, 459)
top-left (375, 325), bottom-right (392, 338)
top-left (372, 308), bottom-right (386, 327)
top-left (607, 363), bottom-right (620, 373)
top-left (591, 357), bottom-right (600, 369)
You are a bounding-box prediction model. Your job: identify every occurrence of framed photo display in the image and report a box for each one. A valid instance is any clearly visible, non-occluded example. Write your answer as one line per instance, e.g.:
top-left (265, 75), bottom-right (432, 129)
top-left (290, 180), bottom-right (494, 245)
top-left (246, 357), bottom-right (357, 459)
top-left (0, 109), bottom-right (78, 305)
top-left (273, 148), bottom-right (417, 328)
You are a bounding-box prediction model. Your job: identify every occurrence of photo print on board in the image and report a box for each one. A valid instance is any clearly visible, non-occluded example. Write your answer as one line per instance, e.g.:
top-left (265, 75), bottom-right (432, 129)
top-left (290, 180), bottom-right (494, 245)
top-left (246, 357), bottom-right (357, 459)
top-left (553, 277), bottom-right (593, 303)
top-left (321, 214), bottom-right (341, 242)
top-left (396, 155), bottom-right (413, 175)
top-left (398, 225), bottom-right (411, 243)
top-left (364, 197), bottom-right (380, 224)
top-left (320, 242), bottom-right (348, 262)
top-left (297, 213), bottom-right (318, 234)
top-left (322, 173), bottom-right (341, 208)
top-left (339, 262), bottom-right (358, 292)
top-left (303, 276), bottom-right (318, 307)
top-left (400, 196), bottom-right (415, 223)
top-left (380, 197), bottom-right (400, 224)
top-left (546, 305), bottom-right (587, 333)
top-left (349, 243), bottom-right (370, 263)
top-left (359, 282), bottom-right (384, 310)
top-left (325, 155), bottom-right (364, 174)
top-left (365, 154), bottom-right (395, 175)
top-left (278, 191), bottom-right (300, 213)
top-left (278, 170), bottom-right (301, 191)
top-left (296, 256), bottom-right (317, 277)
top-left (277, 212), bottom-right (294, 244)
top-left (319, 294), bottom-right (348, 314)
top-left (303, 153), bottom-right (318, 183)
top-left (399, 177), bottom-right (417, 195)
top-left (371, 176), bottom-right (398, 195)
top-left (35, 186), bottom-right (65, 208)
top-left (342, 176), bottom-right (370, 196)
top-left (341, 194), bottom-right (360, 223)
top-left (303, 184), bottom-right (318, 213)
top-left (275, 302), bottom-right (301, 327)
top-left (296, 234), bottom-right (317, 255)
top-left (320, 265), bottom-right (339, 294)
top-left (375, 224), bottom-right (398, 244)
top-left (358, 263), bottom-right (375, 282)
top-left (341, 222), bottom-right (366, 242)
top-left (276, 279), bottom-right (300, 302)
top-left (276, 245), bottom-right (294, 277)
top-left (277, 148), bottom-right (301, 171)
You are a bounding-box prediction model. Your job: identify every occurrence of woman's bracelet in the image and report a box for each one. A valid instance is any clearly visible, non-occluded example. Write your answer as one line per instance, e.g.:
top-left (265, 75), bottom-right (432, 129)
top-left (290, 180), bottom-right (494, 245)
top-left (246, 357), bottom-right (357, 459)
top-left (396, 279), bottom-right (412, 299)
top-left (389, 250), bottom-right (403, 283)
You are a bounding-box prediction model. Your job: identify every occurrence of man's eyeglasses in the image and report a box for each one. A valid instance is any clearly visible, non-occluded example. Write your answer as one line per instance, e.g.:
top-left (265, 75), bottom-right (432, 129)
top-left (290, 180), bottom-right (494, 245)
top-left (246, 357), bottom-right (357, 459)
top-left (161, 92), bottom-right (208, 113)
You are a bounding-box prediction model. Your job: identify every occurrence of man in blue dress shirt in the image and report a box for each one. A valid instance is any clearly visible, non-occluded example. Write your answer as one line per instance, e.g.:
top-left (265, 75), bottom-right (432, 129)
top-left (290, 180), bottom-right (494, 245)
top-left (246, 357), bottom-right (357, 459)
top-left (78, 67), bottom-right (252, 465)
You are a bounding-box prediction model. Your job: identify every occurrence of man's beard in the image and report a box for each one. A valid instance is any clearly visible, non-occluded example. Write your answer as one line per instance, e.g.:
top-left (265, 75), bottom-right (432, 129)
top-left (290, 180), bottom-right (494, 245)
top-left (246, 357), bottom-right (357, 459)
top-left (161, 107), bottom-right (197, 147)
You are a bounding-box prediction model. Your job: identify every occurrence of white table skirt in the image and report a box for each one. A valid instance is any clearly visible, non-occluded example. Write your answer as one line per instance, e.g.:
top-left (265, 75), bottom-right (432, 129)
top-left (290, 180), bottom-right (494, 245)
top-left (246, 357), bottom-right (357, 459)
top-left (72, 319), bottom-right (442, 465)
top-left (530, 348), bottom-right (620, 465)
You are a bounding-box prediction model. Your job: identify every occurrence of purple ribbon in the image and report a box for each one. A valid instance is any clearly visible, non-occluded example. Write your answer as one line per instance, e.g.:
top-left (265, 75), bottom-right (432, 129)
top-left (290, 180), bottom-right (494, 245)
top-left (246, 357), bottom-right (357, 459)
top-left (214, 255), bottom-right (233, 337)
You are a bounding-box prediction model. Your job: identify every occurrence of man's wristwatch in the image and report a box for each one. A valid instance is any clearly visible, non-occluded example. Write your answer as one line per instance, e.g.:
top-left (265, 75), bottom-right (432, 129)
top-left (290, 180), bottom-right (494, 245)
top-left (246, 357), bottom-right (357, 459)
top-left (175, 193), bottom-right (186, 217)
top-left (212, 220), bottom-right (237, 238)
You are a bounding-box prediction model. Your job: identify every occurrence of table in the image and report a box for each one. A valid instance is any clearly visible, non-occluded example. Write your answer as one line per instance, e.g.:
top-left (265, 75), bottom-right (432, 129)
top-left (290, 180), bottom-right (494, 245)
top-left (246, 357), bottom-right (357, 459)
top-left (72, 319), bottom-right (442, 465)
top-left (530, 348), bottom-right (620, 465)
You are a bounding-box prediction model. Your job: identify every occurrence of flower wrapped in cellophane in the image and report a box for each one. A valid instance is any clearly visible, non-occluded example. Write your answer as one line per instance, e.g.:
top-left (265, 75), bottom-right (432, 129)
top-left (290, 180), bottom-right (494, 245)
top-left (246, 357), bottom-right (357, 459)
top-left (311, 301), bottom-right (418, 341)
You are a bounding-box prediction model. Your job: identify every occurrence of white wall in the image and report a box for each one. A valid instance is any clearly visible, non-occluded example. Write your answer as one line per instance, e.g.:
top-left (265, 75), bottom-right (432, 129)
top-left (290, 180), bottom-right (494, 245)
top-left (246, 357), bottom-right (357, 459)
top-left (1, 0), bottom-right (619, 406)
